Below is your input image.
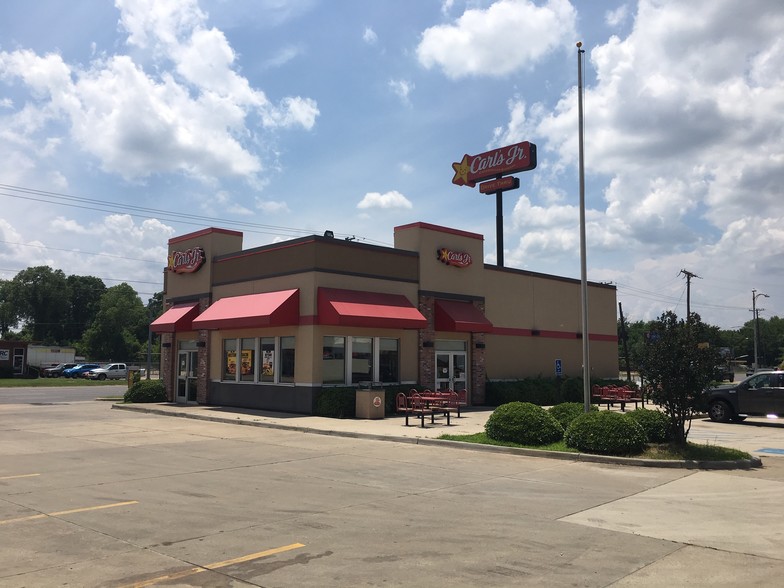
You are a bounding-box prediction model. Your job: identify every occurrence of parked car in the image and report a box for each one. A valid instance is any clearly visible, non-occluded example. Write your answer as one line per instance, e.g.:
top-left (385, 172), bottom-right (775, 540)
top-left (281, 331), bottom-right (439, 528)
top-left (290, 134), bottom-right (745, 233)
top-left (84, 363), bottom-right (128, 381)
top-left (702, 370), bottom-right (784, 423)
top-left (42, 363), bottom-right (78, 378)
top-left (61, 363), bottom-right (100, 378)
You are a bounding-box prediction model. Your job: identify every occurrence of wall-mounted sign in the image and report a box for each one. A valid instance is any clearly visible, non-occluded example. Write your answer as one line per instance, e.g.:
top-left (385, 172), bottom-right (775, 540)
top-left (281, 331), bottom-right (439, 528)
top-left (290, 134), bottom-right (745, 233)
top-left (451, 141), bottom-right (536, 187)
top-left (437, 248), bottom-right (472, 268)
top-left (479, 176), bottom-right (520, 194)
top-left (168, 246), bottom-right (205, 273)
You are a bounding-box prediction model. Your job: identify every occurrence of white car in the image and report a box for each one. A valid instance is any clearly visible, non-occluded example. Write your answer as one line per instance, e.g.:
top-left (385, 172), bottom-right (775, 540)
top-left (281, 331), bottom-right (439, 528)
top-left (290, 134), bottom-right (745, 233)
top-left (85, 363), bottom-right (128, 380)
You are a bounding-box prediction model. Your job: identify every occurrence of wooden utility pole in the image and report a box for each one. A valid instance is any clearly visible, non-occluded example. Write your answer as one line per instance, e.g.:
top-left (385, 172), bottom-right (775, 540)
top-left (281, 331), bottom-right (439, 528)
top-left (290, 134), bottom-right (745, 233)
top-left (618, 302), bottom-right (631, 382)
top-left (679, 269), bottom-right (700, 320)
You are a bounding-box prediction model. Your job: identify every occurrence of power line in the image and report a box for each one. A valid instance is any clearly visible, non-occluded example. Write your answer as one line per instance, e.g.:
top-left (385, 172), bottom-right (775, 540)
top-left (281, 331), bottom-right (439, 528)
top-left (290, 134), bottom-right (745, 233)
top-left (0, 183), bottom-right (389, 246)
top-left (0, 240), bottom-right (162, 265)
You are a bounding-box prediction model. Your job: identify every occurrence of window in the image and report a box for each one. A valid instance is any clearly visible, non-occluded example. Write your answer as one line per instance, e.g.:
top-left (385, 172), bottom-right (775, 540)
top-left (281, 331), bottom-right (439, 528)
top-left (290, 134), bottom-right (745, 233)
top-left (240, 338), bottom-right (255, 382)
top-left (379, 338), bottom-right (399, 383)
top-left (260, 337), bottom-right (275, 382)
top-left (321, 336), bottom-right (400, 385)
top-left (221, 336), bottom-right (295, 384)
top-left (323, 336), bottom-right (345, 384)
top-left (351, 337), bottom-right (373, 384)
top-left (223, 339), bottom-right (237, 380)
top-left (280, 337), bottom-right (295, 383)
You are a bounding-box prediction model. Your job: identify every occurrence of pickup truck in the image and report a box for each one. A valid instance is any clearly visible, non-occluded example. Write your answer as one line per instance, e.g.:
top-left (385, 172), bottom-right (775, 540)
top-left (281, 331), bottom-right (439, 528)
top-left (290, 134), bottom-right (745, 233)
top-left (84, 363), bottom-right (128, 381)
top-left (702, 370), bottom-right (784, 423)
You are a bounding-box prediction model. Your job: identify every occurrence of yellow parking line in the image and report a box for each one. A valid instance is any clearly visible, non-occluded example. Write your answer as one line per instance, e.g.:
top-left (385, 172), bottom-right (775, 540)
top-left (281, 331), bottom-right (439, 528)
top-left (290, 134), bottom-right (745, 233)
top-left (122, 543), bottom-right (306, 588)
top-left (0, 473), bottom-right (40, 480)
top-left (0, 500), bottom-right (138, 525)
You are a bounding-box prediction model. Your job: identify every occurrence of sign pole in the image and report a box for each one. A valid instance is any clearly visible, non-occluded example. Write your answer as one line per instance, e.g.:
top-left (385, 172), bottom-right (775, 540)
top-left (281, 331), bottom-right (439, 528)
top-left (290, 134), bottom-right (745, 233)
top-left (495, 175), bottom-right (504, 267)
top-left (577, 41), bottom-right (591, 413)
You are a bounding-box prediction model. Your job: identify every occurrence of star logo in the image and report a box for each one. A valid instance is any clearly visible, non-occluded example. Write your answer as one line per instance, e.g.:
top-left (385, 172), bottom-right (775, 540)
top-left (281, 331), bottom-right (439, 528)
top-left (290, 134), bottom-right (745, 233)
top-left (451, 154), bottom-right (471, 186)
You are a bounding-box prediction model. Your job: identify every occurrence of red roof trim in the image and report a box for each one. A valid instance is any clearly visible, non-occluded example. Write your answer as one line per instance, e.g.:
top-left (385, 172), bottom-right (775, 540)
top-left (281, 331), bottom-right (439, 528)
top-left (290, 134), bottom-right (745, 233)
top-left (394, 222), bottom-right (484, 241)
top-left (169, 227), bottom-right (243, 245)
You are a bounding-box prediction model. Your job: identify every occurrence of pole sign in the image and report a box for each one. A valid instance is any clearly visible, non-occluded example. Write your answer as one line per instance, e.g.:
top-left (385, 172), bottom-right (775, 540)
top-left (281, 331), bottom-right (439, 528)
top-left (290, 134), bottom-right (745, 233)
top-left (555, 359), bottom-right (563, 376)
top-left (479, 176), bottom-right (520, 194)
top-left (451, 141), bottom-right (536, 188)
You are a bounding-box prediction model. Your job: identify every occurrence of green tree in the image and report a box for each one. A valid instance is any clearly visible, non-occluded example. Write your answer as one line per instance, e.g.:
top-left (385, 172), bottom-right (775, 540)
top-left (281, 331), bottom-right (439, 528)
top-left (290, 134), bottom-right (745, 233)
top-left (81, 283), bottom-right (147, 361)
top-left (7, 266), bottom-right (68, 342)
top-left (147, 291), bottom-right (164, 320)
top-left (636, 311), bottom-right (719, 446)
top-left (64, 275), bottom-right (106, 343)
top-left (0, 279), bottom-right (19, 338)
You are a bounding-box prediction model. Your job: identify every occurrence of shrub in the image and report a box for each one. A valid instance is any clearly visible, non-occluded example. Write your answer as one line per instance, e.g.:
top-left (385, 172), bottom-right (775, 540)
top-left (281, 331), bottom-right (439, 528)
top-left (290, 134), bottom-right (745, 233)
top-left (314, 387), bottom-right (356, 418)
top-left (485, 401), bottom-right (564, 445)
top-left (626, 408), bottom-right (673, 443)
top-left (565, 411), bottom-right (646, 456)
top-left (124, 379), bottom-right (167, 403)
top-left (548, 402), bottom-right (597, 430)
top-left (485, 377), bottom-right (601, 406)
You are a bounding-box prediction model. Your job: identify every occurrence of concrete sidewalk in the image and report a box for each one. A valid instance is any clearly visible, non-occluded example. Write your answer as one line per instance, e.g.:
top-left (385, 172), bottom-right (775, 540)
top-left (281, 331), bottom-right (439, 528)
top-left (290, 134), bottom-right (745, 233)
top-left (112, 401), bottom-right (783, 468)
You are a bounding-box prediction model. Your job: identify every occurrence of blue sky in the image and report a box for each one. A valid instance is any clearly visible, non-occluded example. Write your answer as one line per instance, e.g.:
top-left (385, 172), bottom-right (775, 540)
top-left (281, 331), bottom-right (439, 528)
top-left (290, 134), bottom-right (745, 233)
top-left (1, 0), bottom-right (782, 329)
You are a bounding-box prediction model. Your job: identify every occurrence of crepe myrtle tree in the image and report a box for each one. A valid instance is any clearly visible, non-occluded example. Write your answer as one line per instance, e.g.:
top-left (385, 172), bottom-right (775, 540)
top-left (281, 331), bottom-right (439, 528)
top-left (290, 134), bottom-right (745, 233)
top-left (636, 311), bottom-right (720, 446)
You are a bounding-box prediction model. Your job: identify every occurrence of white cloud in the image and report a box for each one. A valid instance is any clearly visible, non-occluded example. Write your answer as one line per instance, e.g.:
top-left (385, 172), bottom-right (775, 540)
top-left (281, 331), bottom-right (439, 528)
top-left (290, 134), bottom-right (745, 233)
top-left (493, 0), bottom-right (784, 325)
top-left (0, 0), bottom-right (319, 184)
top-left (417, 0), bottom-right (577, 78)
top-left (388, 79), bottom-right (414, 105)
top-left (363, 26), bottom-right (378, 44)
top-left (357, 190), bottom-right (413, 210)
top-left (256, 199), bottom-right (291, 214)
top-left (605, 4), bottom-right (629, 27)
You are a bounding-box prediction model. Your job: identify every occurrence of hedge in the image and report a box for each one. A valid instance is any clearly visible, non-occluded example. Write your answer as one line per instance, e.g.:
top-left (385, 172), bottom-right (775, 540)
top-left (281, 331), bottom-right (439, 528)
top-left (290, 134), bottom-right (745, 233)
top-left (485, 401), bottom-right (564, 445)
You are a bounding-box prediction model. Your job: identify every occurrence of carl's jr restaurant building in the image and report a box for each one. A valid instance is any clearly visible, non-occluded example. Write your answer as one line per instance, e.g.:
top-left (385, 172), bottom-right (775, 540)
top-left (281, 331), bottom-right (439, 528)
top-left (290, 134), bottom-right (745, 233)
top-left (151, 222), bottom-right (618, 413)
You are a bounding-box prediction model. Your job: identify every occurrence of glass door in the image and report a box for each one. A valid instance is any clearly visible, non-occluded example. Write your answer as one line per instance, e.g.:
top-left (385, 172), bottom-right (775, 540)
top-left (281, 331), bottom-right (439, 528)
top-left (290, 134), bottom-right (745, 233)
top-left (435, 351), bottom-right (467, 392)
top-left (176, 350), bottom-right (198, 403)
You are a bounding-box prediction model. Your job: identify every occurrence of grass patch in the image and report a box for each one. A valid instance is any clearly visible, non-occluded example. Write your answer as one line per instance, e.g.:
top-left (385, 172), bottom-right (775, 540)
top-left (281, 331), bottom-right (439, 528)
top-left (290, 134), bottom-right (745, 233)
top-left (439, 432), bottom-right (578, 453)
top-left (643, 442), bottom-right (753, 461)
top-left (438, 433), bottom-right (753, 461)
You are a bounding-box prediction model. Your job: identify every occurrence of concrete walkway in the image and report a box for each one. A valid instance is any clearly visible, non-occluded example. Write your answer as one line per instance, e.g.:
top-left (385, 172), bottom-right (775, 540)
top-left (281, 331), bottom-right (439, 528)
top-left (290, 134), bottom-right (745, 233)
top-left (113, 401), bottom-right (784, 468)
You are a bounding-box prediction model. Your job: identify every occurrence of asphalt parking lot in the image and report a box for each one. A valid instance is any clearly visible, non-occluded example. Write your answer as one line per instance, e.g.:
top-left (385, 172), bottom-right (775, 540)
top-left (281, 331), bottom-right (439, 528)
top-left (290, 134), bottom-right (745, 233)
top-left (2, 393), bottom-right (784, 586)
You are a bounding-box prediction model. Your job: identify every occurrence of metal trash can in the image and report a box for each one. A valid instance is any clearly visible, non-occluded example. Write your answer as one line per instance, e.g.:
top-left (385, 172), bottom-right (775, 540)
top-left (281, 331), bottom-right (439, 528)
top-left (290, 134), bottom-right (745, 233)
top-left (355, 383), bottom-right (385, 419)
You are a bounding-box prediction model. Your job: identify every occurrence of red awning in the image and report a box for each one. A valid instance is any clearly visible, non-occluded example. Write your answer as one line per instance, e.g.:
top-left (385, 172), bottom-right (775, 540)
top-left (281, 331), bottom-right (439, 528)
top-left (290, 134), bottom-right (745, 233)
top-left (318, 288), bottom-right (427, 329)
top-left (150, 303), bottom-right (200, 333)
top-left (191, 289), bottom-right (300, 330)
top-left (435, 299), bottom-right (493, 333)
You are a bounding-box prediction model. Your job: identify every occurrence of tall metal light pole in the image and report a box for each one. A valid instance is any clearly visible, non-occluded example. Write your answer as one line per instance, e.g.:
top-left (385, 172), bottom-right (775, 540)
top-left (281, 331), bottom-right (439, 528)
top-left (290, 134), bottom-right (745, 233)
top-left (577, 42), bottom-right (591, 412)
top-left (751, 289), bottom-right (769, 371)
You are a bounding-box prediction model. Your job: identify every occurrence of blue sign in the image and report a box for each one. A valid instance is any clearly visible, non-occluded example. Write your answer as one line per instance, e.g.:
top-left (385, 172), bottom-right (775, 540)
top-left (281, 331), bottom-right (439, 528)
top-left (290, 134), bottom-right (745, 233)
top-left (555, 359), bottom-right (562, 376)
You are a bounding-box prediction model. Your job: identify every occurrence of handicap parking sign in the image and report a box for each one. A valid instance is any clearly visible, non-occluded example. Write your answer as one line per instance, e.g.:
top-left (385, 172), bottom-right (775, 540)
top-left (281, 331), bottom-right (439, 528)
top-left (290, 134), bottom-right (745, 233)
top-left (555, 359), bottom-right (562, 376)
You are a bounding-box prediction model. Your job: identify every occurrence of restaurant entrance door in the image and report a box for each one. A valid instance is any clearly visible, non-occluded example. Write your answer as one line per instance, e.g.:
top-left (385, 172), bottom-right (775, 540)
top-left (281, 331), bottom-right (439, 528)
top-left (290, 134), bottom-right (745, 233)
top-left (435, 340), bottom-right (467, 392)
top-left (176, 348), bottom-right (198, 403)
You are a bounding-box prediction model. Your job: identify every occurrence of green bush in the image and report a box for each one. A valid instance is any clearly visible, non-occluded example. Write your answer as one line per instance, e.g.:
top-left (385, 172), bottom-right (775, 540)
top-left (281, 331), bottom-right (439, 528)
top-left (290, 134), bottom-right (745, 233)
top-left (565, 411), bottom-right (646, 456)
top-left (485, 401), bottom-right (564, 445)
top-left (314, 387), bottom-right (357, 418)
top-left (485, 377), bottom-right (589, 406)
top-left (548, 402), bottom-right (597, 430)
top-left (124, 379), bottom-right (167, 403)
top-left (626, 408), bottom-right (673, 443)
top-left (315, 385), bottom-right (412, 418)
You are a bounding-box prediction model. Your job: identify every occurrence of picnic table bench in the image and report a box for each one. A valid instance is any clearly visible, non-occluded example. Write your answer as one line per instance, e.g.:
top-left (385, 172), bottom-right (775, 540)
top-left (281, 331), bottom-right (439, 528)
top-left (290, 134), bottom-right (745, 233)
top-left (396, 390), bottom-right (462, 427)
top-left (591, 385), bottom-right (643, 411)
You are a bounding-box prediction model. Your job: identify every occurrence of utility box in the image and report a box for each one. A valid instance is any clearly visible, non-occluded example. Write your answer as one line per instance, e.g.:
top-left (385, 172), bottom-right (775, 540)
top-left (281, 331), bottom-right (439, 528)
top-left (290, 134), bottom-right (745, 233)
top-left (355, 384), bottom-right (385, 419)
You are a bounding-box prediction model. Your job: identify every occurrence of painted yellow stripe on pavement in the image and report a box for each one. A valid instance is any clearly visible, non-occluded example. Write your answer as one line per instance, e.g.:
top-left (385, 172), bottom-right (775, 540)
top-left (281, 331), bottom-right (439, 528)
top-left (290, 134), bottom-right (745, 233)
top-left (0, 473), bottom-right (40, 480)
top-left (123, 543), bottom-right (306, 588)
top-left (0, 500), bottom-right (138, 525)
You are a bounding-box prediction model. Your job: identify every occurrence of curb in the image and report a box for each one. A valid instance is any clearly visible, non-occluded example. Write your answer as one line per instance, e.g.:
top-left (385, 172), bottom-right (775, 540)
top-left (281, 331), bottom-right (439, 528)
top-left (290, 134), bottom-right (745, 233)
top-left (112, 403), bottom-right (763, 471)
